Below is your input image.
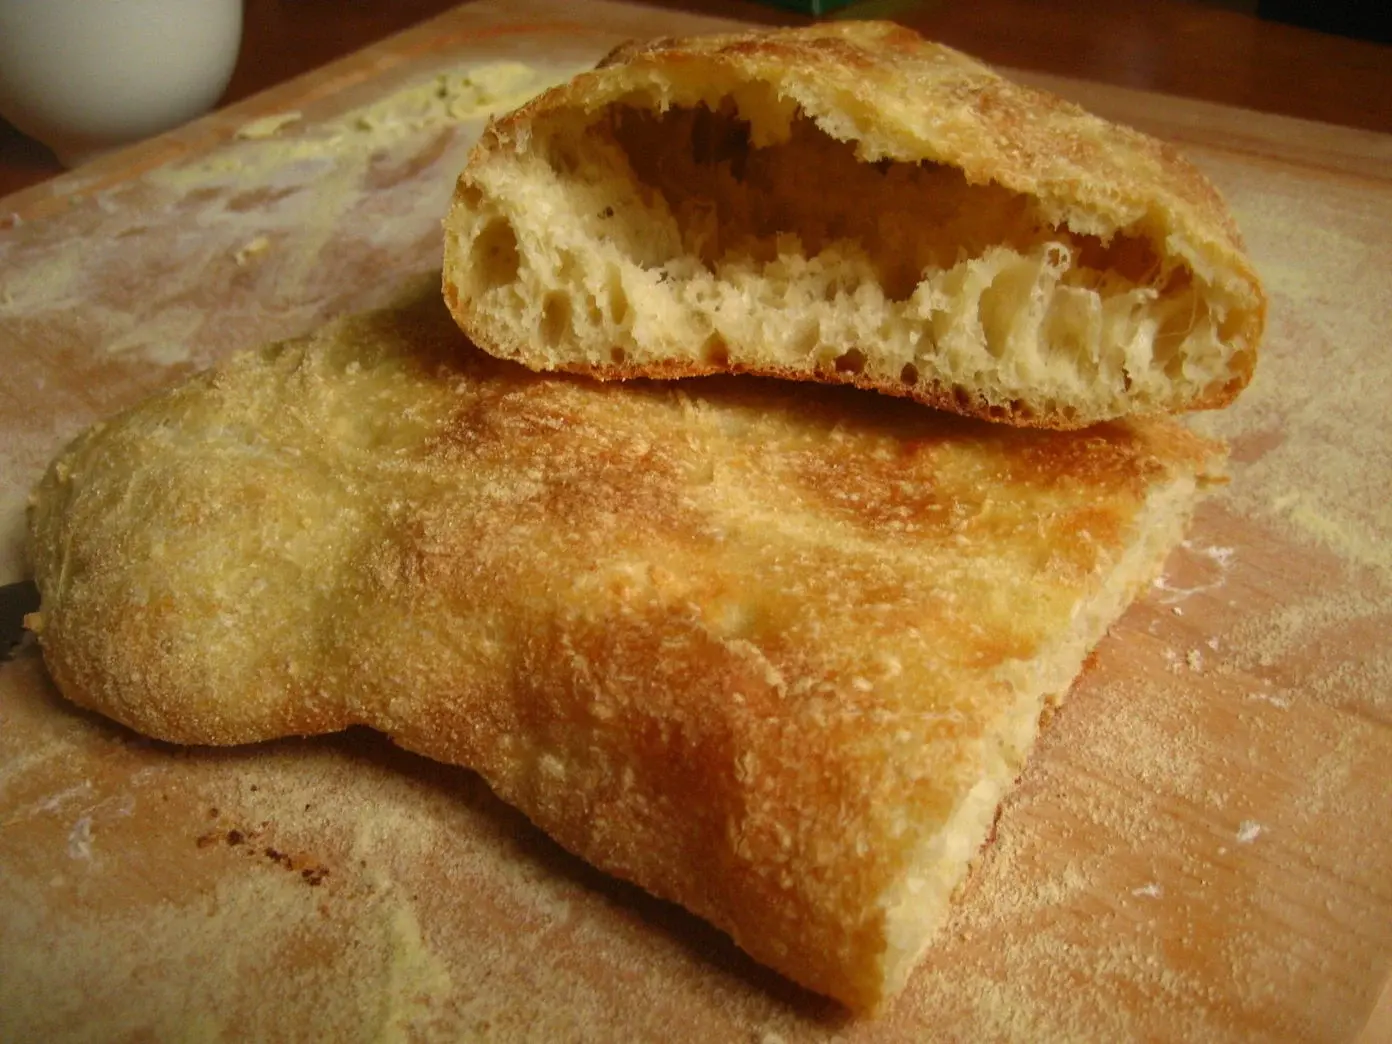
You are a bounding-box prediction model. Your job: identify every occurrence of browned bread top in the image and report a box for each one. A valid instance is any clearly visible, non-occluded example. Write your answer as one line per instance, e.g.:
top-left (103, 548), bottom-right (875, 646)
top-left (28, 283), bottom-right (1222, 1010)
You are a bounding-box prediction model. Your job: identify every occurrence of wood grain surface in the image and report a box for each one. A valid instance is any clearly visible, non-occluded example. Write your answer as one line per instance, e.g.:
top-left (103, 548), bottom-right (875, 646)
top-left (2, 1), bottom-right (1390, 1040)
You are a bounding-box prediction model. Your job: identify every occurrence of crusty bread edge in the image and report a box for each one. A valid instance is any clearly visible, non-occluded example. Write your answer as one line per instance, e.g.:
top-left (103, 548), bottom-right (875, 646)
top-left (864, 425), bottom-right (1224, 1007)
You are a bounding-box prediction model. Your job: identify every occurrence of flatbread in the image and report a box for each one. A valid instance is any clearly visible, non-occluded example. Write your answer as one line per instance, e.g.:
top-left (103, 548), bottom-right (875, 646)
top-left (26, 281), bottom-right (1223, 1010)
top-left (443, 21), bottom-right (1264, 429)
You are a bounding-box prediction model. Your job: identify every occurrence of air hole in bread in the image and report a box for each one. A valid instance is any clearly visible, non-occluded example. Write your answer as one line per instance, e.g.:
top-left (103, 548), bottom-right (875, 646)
top-left (610, 346), bottom-right (627, 365)
top-left (688, 100), bottom-right (750, 179)
top-left (702, 334), bottom-right (730, 367)
top-left (541, 293), bottom-right (572, 347)
top-left (978, 273), bottom-right (1015, 360)
top-left (598, 102), bottom-right (1176, 306)
top-left (470, 218), bottom-right (521, 293)
top-left (901, 363), bottom-right (919, 385)
top-left (459, 183), bottom-right (484, 211)
top-left (835, 349), bottom-right (866, 375)
top-left (607, 277), bottom-right (631, 327)
top-left (1154, 282), bottom-right (1206, 377)
top-left (548, 140), bottom-right (580, 176)
top-left (1071, 233), bottom-right (1161, 285)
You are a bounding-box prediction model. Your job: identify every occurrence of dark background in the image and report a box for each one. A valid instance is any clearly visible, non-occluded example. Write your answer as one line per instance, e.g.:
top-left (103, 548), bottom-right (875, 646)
top-left (2, 0), bottom-right (1390, 198)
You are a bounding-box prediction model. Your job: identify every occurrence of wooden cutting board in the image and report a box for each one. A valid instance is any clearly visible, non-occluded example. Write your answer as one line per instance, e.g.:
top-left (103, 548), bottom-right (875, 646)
top-left (2, 2), bottom-right (1389, 1040)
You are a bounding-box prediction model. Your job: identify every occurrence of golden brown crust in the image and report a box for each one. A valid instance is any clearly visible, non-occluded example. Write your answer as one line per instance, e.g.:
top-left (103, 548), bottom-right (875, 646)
top-left (27, 283), bottom-right (1223, 1011)
top-left (444, 21), bottom-right (1264, 428)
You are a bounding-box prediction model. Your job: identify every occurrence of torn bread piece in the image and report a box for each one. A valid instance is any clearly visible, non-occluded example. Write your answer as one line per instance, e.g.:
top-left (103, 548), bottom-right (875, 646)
top-left (443, 21), bottom-right (1264, 429)
top-left (28, 282), bottom-right (1224, 1011)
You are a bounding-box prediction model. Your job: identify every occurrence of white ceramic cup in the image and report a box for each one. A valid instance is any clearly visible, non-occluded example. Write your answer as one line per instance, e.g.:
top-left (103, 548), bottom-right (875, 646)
top-left (0, 0), bottom-right (244, 167)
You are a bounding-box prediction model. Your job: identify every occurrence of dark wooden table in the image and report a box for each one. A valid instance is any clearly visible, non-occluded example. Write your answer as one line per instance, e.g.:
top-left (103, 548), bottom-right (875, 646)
top-left (2, 0), bottom-right (1390, 200)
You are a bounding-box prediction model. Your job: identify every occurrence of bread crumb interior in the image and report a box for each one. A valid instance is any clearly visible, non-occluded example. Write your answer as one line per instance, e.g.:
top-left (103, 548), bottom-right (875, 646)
top-left (457, 85), bottom-right (1241, 423)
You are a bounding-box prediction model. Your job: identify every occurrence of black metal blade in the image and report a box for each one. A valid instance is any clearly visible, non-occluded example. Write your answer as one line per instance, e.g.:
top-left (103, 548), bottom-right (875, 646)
top-left (1, 580), bottom-right (39, 661)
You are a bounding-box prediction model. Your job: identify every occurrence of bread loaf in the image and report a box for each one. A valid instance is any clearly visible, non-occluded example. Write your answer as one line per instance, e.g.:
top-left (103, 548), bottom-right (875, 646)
top-left (27, 282), bottom-right (1223, 1010)
top-left (443, 22), bottom-right (1264, 429)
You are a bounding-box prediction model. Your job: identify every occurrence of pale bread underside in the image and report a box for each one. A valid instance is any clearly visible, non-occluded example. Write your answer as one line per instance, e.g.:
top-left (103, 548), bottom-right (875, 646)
top-left (443, 21), bottom-right (1264, 429)
top-left (27, 284), bottom-right (1223, 1010)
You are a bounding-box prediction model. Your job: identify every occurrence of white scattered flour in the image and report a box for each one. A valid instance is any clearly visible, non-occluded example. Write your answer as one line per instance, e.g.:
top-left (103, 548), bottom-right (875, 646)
top-left (1236, 821), bottom-right (1264, 845)
top-left (1270, 490), bottom-right (1392, 579)
top-left (53, 793), bottom-right (137, 862)
top-left (36, 782), bottom-right (92, 815)
top-left (1197, 188), bottom-right (1392, 589)
top-left (0, 57), bottom-right (586, 369)
top-left (1151, 543), bottom-right (1237, 605)
top-left (1246, 690), bottom-right (1292, 709)
top-left (67, 816), bottom-right (93, 860)
top-left (233, 235), bottom-right (271, 266)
